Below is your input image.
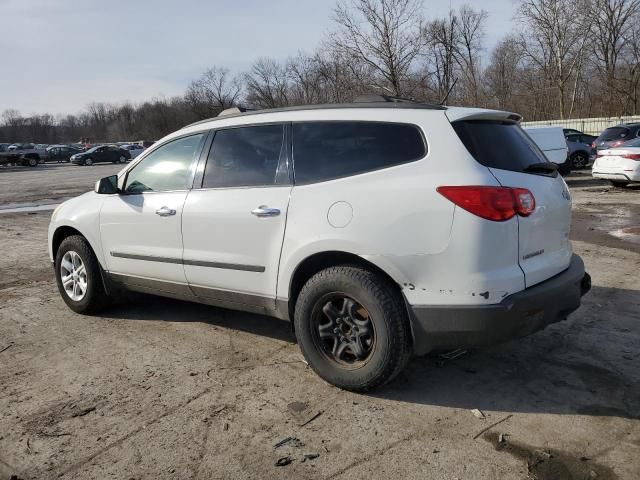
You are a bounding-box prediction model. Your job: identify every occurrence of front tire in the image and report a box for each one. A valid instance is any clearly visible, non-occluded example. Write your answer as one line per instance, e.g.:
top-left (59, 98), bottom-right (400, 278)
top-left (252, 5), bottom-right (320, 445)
top-left (294, 266), bottom-right (411, 392)
top-left (55, 235), bottom-right (109, 314)
top-left (85, 157), bottom-right (93, 166)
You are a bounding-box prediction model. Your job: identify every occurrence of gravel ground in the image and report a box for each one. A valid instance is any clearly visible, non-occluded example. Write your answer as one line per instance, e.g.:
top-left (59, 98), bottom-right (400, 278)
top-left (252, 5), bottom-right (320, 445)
top-left (0, 165), bottom-right (638, 480)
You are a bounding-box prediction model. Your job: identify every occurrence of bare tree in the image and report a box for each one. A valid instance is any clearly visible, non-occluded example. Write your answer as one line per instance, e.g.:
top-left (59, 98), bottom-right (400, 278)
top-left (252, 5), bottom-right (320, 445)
top-left (485, 35), bottom-right (524, 109)
top-left (517, 0), bottom-right (593, 119)
top-left (590, 0), bottom-right (640, 114)
top-left (330, 0), bottom-right (425, 96)
top-left (244, 58), bottom-right (291, 108)
top-left (185, 67), bottom-right (242, 118)
top-left (454, 5), bottom-right (488, 105)
top-left (425, 13), bottom-right (459, 102)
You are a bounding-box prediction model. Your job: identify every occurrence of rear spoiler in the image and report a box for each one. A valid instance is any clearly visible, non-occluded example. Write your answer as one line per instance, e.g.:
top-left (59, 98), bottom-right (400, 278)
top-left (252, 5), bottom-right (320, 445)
top-left (445, 108), bottom-right (522, 124)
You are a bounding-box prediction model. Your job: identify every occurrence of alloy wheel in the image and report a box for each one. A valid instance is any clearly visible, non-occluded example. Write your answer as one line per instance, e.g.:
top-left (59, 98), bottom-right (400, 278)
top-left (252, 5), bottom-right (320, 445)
top-left (60, 250), bottom-right (88, 301)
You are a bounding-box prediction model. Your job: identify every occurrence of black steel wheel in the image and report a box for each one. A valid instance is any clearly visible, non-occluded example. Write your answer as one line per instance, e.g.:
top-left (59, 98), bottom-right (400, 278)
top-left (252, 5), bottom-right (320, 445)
top-left (294, 265), bottom-right (412, 391)
top-left (312, 294), bottom-right (376, 368)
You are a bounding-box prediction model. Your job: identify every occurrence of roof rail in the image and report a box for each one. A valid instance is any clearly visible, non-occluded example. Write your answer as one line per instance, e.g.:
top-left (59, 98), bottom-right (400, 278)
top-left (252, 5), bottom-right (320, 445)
top-left (353, 94), bottom-right (418, 104)
top-left (218, 106), bottom-right (253, 117)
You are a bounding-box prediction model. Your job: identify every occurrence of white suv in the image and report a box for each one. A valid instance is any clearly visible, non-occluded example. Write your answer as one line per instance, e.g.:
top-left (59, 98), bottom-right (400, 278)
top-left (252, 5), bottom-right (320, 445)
top-left (48, 97), bottom-right (591, 391)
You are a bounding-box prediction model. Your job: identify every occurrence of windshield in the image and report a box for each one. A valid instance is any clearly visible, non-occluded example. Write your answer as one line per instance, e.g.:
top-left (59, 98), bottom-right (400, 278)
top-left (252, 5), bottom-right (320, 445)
top-left (452, 120), bottom-right (550, 174)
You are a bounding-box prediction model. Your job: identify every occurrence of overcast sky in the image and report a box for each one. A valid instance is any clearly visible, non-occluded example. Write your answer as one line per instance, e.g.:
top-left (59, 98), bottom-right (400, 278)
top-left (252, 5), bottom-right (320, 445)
top-left (0, 0), bottom-right (516, 116)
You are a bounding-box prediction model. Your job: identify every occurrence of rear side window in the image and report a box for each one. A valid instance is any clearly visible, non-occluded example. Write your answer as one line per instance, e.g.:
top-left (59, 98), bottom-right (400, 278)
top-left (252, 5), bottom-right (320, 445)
top-left (292, 122), bottom-right (426, 184)
top-left (599, 127), bottom-right (630, 141)
top-left (452, 120), bottom-right (548, 172)
top-left (202, 125), bottom-right (286, 188)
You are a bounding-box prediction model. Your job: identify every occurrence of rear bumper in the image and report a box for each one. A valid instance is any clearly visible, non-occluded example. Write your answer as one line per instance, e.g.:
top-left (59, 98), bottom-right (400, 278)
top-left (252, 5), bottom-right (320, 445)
top-left (409, 254), bottom-right (590, 355)
top-left (593, 171), bottom-right (639, 182)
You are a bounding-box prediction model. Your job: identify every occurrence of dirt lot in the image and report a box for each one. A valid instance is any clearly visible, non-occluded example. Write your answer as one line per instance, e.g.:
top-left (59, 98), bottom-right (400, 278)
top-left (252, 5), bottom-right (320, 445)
top-left (0, 165), bottom-right (639, 480)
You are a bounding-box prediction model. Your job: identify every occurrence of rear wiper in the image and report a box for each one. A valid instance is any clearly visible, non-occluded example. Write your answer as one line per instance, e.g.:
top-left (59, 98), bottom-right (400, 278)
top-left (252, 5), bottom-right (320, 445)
top-left (522, 162), bottom-right (558, 174)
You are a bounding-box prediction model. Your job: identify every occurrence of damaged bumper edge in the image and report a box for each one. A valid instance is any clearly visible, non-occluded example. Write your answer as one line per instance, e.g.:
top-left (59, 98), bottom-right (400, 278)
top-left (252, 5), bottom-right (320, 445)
top-left (409, 254), bottom-right (590, 356)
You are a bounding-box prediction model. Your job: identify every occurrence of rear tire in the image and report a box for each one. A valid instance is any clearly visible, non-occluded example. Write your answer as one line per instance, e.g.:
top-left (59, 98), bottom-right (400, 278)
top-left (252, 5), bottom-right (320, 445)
top-left (55, 235), bottom-right (109, 314)
top-left (294, 266), bottom-right (412, 392)
top-left (610, 180), bottom-right (629, 188)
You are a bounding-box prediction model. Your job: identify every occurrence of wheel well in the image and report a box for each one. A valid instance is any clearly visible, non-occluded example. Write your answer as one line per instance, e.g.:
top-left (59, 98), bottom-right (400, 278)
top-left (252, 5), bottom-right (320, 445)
top-left (52, 226), bottom-right (84, 259)
top-left (287, 251), bottom-right (402, 321)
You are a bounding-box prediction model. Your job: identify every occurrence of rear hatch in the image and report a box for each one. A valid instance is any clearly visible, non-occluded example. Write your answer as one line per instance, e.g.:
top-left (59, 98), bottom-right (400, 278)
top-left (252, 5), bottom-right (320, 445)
top-left (448, 111), bottom-right (573, 287)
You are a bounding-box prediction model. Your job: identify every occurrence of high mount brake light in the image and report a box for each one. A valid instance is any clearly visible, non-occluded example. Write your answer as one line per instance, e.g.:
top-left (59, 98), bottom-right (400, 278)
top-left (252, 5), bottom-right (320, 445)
top-left (437, 186), bottom-right (536, 221)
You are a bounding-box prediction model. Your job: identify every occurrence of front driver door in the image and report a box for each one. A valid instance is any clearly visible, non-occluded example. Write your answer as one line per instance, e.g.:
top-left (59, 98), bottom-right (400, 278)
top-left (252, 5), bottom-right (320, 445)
top-left (182, 124), bottom-right (291, 310)
top-left (100, 133), bottom-right (206, 293)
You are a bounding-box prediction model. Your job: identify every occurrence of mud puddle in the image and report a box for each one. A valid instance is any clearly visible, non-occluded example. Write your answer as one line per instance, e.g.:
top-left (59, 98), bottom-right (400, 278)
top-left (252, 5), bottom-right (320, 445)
top-left (572, 204), bottom-right (640, 252)
top-left (484, 431), bottom-right (616, 480)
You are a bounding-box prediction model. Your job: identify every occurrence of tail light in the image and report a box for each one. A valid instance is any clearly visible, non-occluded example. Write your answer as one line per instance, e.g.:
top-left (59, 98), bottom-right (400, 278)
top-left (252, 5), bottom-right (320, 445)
top-left (591, 142), bottom-right (596, 148)
top-left (622, 153), bottom-right (640, 160)
top-left (437, 186), bottom-right (536, 222)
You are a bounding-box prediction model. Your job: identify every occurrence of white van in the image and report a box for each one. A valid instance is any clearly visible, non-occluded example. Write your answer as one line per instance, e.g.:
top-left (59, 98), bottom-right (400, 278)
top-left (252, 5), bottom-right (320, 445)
top-left (523, 126), bottom-right (570, 173)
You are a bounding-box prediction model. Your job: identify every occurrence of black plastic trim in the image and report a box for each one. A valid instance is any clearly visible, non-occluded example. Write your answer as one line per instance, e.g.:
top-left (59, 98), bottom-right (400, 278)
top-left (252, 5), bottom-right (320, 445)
top-left (408, 254), bottom-right (589, 355)
top-left (110, 251), bottom-right (265, 272)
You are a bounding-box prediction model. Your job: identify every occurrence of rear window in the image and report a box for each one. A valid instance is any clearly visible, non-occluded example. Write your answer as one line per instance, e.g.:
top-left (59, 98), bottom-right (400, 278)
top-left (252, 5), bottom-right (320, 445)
top-left (599, 127), bottom-right (630, 141)
top-left (292, 122), bottom-right (426, 184)
top-left (452, 120), bottom-right (548, 172)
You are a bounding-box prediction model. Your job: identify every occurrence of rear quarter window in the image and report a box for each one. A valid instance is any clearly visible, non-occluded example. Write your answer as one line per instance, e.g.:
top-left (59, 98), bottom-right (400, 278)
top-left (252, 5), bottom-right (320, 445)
top-left (292, 121), bottom-right (426, 184)
top-left (452, 120), bottom-right (548, 172)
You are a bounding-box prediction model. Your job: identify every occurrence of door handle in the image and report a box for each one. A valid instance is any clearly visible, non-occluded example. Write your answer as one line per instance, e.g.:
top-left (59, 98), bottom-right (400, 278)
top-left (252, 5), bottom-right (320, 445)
top-left (155, 206), bottom-right (176, 217)
top-left (251, 205), bottom-right (280, 217)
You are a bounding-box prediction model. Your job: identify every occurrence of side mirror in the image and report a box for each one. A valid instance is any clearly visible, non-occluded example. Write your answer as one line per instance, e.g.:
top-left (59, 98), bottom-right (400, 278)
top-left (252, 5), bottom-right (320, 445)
top-left (95, 175), bottom-right (119, 194)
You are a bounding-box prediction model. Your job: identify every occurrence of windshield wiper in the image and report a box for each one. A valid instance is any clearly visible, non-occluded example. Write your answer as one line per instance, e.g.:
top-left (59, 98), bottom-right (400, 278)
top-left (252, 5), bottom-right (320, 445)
top-left (523, 162), bottom-right (558, 174)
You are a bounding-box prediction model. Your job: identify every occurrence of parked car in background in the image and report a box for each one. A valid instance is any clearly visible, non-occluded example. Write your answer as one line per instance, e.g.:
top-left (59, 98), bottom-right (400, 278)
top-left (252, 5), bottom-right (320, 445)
top-left (565, 132), bottom-right (597, 169)
top-left (119, 144), bottom-right (145, 158)
top-left (592, 123), bottom-right (640, 154)
top-left (592, 137), bottom-right (640, 187)
top-left (563, 128), bottom-right (584, 136)
top-left (49, 98), bottom-right (590, 391)
top-left (523, 126), bottom-right (571, 174)
top-left (0, 143), bottom-right (47, 166)
top-left (46, 145), bottom-right (84, 163)
top-left (0, 143), bottom-right (9, 153)
top-left (70, 145), bottom-right (130, 166)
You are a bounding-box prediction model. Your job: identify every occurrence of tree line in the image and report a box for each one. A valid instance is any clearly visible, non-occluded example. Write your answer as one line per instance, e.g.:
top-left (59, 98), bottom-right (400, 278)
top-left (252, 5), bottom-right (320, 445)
top-left (2, 0), bottom-right (639, 144)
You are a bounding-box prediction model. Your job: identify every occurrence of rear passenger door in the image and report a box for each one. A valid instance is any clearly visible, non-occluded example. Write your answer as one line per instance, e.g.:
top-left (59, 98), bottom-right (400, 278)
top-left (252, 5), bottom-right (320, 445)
top-left (181, 124), bottom-right (292, 310)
